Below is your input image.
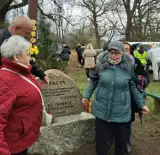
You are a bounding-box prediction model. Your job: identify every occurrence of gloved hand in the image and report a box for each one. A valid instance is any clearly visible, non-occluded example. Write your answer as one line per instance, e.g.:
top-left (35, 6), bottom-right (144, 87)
top-left (82, 98), bottom-right (89, 112)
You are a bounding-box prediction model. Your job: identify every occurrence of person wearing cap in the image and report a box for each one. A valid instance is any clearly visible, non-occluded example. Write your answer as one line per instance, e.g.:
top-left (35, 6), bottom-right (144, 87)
top-left (82, 40), bottom-right (149, 155)
top-left (134, 44), bottom-right (148, 68)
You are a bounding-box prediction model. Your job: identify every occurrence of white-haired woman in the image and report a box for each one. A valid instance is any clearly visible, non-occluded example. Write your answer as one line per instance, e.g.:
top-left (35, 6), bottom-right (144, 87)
top-left (0, 35), bottom-right (53, 155)
top-left (82, 43), bottom-right (97, 80)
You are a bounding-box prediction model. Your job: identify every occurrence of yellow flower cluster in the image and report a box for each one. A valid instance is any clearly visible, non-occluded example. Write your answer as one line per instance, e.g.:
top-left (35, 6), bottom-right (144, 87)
top-left (29, 19), bottom-right (39, 55)
top-left (30, 19), bottom-right (37, 44)
top-left (30, 45), bottom-right (39, 55)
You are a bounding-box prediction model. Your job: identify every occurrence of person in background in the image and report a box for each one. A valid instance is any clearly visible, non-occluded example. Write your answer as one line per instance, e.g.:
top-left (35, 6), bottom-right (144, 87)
top-left (0, 36), bottom-right (53, 155)
top-left (76, 43), bottom-right (85, 67)
top-left (0, 15), bottom-right (49, 84)
top-left (134, 44), bottom-right (147, 69)
top-left (61, 44), bottom-right (71, 66)
top-left (96, 42), bottom-right (109, 65)
top-left (103, 42), bottom-right (109, 52)
top-left (147, 44), bottom-right (160, 82)
top-left (123, 42), bottom-right (150, 154)
top-left (146, 44), bottom-right (153, 73)
top-left (82, 40), bottom-right (149, 155)
top-left (82, 43), bottom-right (97, 80)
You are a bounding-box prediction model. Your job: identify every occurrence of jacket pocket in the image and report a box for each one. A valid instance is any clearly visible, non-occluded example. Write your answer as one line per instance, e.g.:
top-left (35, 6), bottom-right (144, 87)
top-left (5, 117), bottom-right (24, 140)
top-left (22, 119), bottom-right (33, 134)
top-left (7, 117), bottom-right (24, 134)
top-left (96, 88), bottom-right (108, 102)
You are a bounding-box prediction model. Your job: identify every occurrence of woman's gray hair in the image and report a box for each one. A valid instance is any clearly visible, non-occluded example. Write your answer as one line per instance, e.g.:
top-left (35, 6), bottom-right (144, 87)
top-left (0, 35), bottom-right (31, 59)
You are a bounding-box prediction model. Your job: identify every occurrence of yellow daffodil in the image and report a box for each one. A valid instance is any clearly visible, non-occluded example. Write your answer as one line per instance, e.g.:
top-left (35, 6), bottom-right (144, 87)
top-left (33, 25), bottom-right (37, 31)
top-left (31, 31), bottom-right (36, 37)
top-left (30, 38), bottom-right (36, 43)
top-left (32, 19), bottom-right (37, 25)
top-left (30, 45), bottom-right (39, 55)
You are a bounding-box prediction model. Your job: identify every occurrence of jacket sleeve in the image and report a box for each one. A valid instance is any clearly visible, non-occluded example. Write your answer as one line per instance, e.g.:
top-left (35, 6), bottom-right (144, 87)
top-left (83, 67), bottom-right (99, 99)
top-left (0, 29), bottom-right (5, 46)
top-left (83, 79), bottom-right (98, 99)
top-left (30, 60), bottom-right (46, 80)
top-left (0, 80), bottom-right (16, 155)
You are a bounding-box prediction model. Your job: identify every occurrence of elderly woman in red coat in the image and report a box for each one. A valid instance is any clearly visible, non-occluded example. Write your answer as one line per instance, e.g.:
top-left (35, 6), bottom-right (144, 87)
top-left (0, 35), bottom-right (53, 155)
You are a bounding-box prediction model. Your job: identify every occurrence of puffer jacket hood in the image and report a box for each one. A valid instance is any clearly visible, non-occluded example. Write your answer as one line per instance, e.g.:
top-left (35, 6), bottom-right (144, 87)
top-left (97, 52), bottom-right (135, 72)
top-left (108, 40), bottom-right (125, 53)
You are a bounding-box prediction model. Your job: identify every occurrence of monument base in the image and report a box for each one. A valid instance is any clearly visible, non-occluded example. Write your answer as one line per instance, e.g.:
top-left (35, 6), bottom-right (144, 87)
top-left (28, 112), bottom-right (95, 155)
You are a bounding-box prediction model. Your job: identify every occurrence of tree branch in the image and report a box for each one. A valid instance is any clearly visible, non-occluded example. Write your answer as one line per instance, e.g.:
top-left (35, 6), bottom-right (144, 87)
top-left (0, 0), bottom-right (12, 11)
top-left (38, 5), bottom-right (73, 26)
top-left (8, 0), bottom-right (28, 11)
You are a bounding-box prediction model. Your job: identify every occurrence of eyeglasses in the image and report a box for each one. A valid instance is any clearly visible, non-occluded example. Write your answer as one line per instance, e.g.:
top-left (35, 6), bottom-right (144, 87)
top-left (108, 50), bottom-right (122, 56)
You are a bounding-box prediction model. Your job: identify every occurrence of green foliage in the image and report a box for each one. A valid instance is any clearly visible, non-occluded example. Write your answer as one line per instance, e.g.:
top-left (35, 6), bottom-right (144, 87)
top-left (36, 18), bottom-right (67, 71)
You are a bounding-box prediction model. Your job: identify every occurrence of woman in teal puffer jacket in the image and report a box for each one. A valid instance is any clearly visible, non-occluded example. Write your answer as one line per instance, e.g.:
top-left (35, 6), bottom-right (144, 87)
top-left (82, 40), bottom-right (149, 155)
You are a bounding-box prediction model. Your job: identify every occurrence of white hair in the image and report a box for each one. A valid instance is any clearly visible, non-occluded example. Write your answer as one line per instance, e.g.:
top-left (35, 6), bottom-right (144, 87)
top-left (0, 35), bottom-right (31, 59)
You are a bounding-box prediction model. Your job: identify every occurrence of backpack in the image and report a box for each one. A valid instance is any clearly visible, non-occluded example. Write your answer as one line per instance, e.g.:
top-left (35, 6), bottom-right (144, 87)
top-left (131, 75), bottom-right (147, 124)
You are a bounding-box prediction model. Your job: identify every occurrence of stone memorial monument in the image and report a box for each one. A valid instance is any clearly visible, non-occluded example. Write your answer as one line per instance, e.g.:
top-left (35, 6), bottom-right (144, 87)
top-left (42, 69), bottom-right (83, 116)
top-left (29, 69), bottom-right (95, 155)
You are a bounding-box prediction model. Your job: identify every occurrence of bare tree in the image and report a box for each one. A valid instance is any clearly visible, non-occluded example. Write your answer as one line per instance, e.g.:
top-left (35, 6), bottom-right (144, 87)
top-left (0, 0), bottom-right (28, 26)
top-left (75, 0), bottom-right (115, 48)
top-left (111, 0), bottom-right (160, 41)
top-left (133, 0), bottom-right (160, 41)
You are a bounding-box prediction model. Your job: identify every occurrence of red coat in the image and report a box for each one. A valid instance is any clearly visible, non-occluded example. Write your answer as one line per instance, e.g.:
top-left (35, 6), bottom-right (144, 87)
top-left (0, 58), bottom-right (42, 154)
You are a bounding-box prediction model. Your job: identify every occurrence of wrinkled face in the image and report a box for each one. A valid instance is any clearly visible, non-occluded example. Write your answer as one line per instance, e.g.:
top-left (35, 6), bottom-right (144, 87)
top-left (14, 51), bottom-right (31, 67)
top-left (15, 26), bottom-right (32, 39)
top-left (108, 49), bottom-right (123, 64)
top-left (124, 44), bottom-right (131, 54)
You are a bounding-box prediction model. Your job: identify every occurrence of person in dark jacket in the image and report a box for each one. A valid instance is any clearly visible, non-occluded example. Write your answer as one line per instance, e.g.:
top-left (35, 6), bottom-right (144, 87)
top-left (123, 42), bottom-right (150, 153)
top-left (0, 15), bottom-right (49, 84)
top-left (61, 44), bottom-right (71, 61)
top-left (0, 36), bottom-right (53, 155)
top-left (82, 41), bottom-right (149, 155)
top-left (60, 44), bottom-right (71, 71)
top-left (76, 43), bottom-right (85, 67)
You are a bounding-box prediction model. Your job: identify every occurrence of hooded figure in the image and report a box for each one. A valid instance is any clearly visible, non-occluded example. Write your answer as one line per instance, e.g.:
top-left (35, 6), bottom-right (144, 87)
top-left (134, 44), bottom-right (147, 67)
top-left (147, 44), bottom-right (160, 81)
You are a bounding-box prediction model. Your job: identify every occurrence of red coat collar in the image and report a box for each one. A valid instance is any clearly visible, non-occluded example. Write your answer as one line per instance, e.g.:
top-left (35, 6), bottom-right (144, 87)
top-left (1, 57), bottom-right (32, 74)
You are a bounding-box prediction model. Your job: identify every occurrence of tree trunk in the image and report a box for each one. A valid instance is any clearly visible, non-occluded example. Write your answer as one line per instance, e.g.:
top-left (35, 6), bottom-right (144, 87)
top-left (0, 0), bottom-right (12, 29)
top-left (93, 14), bottom-right (101, 48)
top-left (0, 8), bottom-right (8, 29)
top-left (125, 11), bottom-right (133, 41)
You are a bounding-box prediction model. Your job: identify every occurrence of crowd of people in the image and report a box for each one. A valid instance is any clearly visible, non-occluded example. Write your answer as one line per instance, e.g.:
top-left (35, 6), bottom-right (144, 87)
top-left (0, 15), bottom-right (158, 155)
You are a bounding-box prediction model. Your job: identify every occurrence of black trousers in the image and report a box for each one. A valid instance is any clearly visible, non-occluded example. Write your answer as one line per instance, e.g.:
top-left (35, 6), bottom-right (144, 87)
top-left (78, 55), bottom-right (84, 66)
top-left (12, 149), bottom-right (27, 155)
top-left (86, 68), bottom-right (90, 78)
top-left (96, 118), bottom-right (129, 155)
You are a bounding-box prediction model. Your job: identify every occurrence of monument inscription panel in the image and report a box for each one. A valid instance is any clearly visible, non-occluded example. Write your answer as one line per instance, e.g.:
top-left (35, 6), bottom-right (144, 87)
top-left (43, 69), bottom-right (83, 116)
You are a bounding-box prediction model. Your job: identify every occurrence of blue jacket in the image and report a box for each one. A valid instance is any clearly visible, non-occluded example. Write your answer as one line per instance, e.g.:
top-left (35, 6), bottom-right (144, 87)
top-left (61, 46), bottom-right (71, 60)
top-left (83, 53), bottom-right (145, 123)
